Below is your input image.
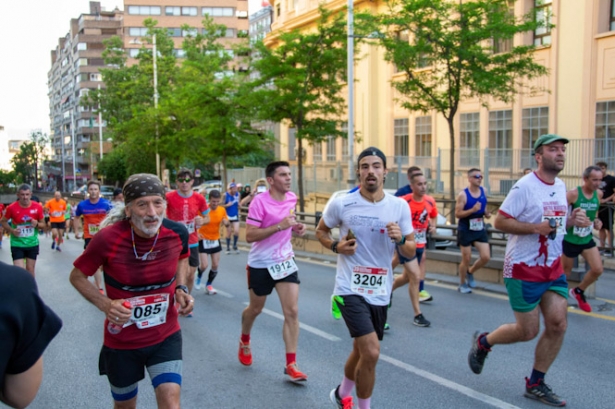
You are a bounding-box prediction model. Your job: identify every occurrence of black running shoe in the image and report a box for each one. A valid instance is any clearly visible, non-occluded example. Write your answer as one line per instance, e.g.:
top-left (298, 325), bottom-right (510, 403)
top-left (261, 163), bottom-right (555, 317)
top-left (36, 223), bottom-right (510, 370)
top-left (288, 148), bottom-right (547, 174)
top-left (468, 331), bottom-right (490, 374)
top-left (524, 378), bottom-right (566, 407)
top-left (413, 313), bottom-right (431, 327)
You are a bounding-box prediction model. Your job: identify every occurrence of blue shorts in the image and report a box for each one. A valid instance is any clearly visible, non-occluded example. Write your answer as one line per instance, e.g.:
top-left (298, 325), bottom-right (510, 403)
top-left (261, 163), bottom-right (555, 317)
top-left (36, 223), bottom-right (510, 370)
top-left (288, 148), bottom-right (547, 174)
top-left (505, 274), bottom-right (568, 313)
top-left (397, 247), bottom-right (424, 265)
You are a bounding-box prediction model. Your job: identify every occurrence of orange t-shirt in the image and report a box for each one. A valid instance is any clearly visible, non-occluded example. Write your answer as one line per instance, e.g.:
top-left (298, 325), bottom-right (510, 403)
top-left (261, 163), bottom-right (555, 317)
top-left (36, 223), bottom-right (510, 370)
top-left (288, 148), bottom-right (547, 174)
top-left (400, 194), bottom-right (438, 248)
top-left (198, 206), bottom-right (228, 240)
top-left (45, 199), bottom-right (67, 223)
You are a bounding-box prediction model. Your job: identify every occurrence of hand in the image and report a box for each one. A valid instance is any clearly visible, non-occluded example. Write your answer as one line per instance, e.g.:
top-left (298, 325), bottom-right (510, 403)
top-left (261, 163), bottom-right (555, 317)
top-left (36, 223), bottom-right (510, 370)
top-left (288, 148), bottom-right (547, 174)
top-left (106, 299), bottom-right (133, 326)
top-left (338, 234), bottom-right (357, 255)
top-left (175, 290), bottom-right (194, 316)
top-left (12, 227), bottom-right (21, 237)
top-left (31, 220), bottom-right (38, 228)
top-left (536, 220), bottom-right (557, 236)
top-left (292, 223), bottom-right (306, 236)
top-left (386, 222), bottom-right (403, 243)
top-left (472, 202), bottom-right (482, 212)
top-left (570, 208), bottom-right (591, 228)
top-left (279, 215), bottom-right (298, 230)
top-left (594, 218), bottom-right (603, 231)
top-left (428, 224), bottom-right (436, 234)
top-left (194, 216), bottom-right (205, 228)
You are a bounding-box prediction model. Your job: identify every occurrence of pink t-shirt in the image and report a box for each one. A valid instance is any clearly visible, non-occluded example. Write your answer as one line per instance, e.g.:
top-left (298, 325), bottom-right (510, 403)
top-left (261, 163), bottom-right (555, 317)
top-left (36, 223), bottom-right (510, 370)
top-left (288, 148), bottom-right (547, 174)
top-left (246, 191), bottom-right (297, 268)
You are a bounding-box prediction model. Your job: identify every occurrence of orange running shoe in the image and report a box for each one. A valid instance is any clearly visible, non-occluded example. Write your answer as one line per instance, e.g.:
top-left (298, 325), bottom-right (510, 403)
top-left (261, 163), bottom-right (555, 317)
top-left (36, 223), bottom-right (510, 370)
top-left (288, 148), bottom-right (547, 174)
top-left (238, 340), bottom-right (252, 366)
top-left (284, 362), bottom-right (307, 383)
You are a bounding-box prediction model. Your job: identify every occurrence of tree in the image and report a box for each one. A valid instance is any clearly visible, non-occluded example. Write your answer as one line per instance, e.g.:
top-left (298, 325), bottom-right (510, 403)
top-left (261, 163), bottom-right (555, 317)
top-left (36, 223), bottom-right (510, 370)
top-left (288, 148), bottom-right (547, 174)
top-left (96, 146), bottom-right (128, 185)
top-left (11, 131), bottom-right (48, 188)
top-left (249, 7), bottom-right (349, 212)
top-left (377, 0), bottom-right (549, 212)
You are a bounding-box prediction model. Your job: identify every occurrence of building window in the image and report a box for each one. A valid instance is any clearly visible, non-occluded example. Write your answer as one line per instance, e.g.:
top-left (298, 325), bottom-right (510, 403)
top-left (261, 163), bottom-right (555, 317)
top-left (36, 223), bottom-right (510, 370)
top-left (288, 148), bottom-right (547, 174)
top-left (341, 122), bottom-right (349, 161)
top-left (165, 6), bottom-right (180, 16)
top-left (129, 27), bottom-right (148, 37)
top-left (288, 128), bottom-right (296, 160)
top-left (174, 49), bottom-right (186, 58)
top-left (521, 107), bottom-right (548, 169)
top-left (224, 28), bottom-right (235, 38)
top-left (127, 6), bottom-right (160, 15)
top-left (415, 116), bottom-right (432, 156)
top-left (611, 0), bottom-right (615, 31)
top-left (393, 30), bottom-right (409, 73)
top-left (326, 136), bottom-right (337, 161)
top-left (182, 28), bottom-right (198, 37)
top-left (168, 28), bottom-right (182, 37)
top-left (493, 2), bottom-right (514, 53)
top-left (459, 112), bottom-right (480, 167)
top-left (312, 141), bottom-right (322, 163)
top-left (128, 49), bottom-right (140, 57)
top-left (488, 110), bottom-right (513, 167)
top-left (276, 4), bottom-right (281, 17)
top-left (77, 43), bottom-right (87, 51)
top-left (182, 7), bottom-right (197, 16)
top-left (202, 7), bottom-right (234, 17)
top-left (237, 10), bottom-right (248, 19)
top-left (89, 73), bottom-right (102, 81)
top-left (534, 0), bottom-right (552, 46)
top-left (595, 101), bottom-right (615, 163)
top-left (394, 118), bottom-right (409, 157)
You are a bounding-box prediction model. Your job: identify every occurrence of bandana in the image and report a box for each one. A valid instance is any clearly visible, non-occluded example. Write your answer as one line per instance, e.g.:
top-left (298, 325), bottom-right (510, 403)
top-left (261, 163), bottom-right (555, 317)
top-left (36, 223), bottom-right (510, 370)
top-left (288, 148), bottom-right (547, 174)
top-left (123, 173), bottom-right (166, 204)
top-left (357, 147), bottom-right (387, 168)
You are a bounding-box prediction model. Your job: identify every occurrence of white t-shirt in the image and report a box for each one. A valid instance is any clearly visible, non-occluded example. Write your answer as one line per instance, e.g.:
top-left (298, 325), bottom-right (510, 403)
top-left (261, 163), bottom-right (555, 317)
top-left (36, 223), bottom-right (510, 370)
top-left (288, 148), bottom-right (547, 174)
top-left (246, 191), bottom-right (296, 269)
top-left (499, 172), bottom-right (567, 282)
top-left (323, 191), bottom-right (413, 306)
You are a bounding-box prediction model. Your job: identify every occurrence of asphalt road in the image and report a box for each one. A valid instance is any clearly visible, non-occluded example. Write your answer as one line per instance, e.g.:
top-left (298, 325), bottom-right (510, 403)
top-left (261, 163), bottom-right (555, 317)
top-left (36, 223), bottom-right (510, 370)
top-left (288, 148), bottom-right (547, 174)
top-left (2, 234), bottom-right (614, 409)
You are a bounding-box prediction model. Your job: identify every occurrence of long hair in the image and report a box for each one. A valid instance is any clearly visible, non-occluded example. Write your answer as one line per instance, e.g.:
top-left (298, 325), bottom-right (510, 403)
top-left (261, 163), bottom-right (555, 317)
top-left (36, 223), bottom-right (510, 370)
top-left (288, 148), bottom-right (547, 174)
top-left (100, 202), bottom-right (128, 228)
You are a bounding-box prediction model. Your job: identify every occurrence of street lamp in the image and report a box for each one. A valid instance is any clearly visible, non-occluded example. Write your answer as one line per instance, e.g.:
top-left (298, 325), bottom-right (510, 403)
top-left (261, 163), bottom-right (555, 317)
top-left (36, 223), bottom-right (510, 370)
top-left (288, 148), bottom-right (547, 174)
top-left (347, 0), bottom-right (355, 189)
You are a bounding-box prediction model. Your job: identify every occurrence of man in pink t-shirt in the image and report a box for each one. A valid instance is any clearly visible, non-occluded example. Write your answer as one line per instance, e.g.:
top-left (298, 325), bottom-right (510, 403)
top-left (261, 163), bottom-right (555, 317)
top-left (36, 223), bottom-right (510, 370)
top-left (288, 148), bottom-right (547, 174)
top-left (238, 161), bottom-right (308, 383)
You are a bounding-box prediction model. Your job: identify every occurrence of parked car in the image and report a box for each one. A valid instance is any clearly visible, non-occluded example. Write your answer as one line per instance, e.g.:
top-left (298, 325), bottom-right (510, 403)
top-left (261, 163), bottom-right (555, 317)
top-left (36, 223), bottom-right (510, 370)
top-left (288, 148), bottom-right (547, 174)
top-left (71, 184), bottom-right (115, 200)
top-left (322, 189), bottom-right (454, 249)
top-left (70, 185), bottom-right (88, 199)
top-left (193, 180), bottom-right (223, 196)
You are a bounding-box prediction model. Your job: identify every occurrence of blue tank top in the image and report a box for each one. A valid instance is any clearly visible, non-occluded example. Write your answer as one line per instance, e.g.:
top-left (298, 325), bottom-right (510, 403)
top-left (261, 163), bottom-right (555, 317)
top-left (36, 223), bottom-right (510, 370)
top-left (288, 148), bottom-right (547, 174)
top-left (225, 192), bottom-right (240, 217)
top-left (458, 186), bottom-right (487, 231)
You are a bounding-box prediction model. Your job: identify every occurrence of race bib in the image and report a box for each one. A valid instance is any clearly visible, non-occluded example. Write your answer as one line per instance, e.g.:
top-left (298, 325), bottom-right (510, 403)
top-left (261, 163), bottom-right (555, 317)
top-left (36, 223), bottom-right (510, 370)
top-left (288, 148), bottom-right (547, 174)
top-left (51, 211), bottom-right (62, 217)
top-left (351, 266), bottom-right (388, 296)
top-left (267, 258), bottom-right (298, 280)
top-left (18, 226), bottom-right (35, 237)
top-left (573, 225), bottom-right (592, 237)
top-left (127, 293), bottom-right (169, 329)
top-left (202, 239), bottom-right (219, 249)
top-left (183, 221), bottom-right (195, 234)
top-left (542, 215), bottom-right (566, 235)
top-left (469, 218), bottom-right (484, 231)
top-left (88, 224), bottom-right (100, 236)
top-left (415, 229), bottom-right (427, 245)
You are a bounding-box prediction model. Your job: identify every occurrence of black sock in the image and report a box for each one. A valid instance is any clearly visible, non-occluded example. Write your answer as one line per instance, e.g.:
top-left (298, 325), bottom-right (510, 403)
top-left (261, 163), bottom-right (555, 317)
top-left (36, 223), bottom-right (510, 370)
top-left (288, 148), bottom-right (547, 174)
top-left (529, 368), bottom-right (546, 385)
top-left (574, 287), bottom-right (583, 295)
top-left (479, 333), bottom-right (492, 350)
top-left (207, 270), bottom-right (218, 285)
top-left (197, 268), bottom-right (204, 279)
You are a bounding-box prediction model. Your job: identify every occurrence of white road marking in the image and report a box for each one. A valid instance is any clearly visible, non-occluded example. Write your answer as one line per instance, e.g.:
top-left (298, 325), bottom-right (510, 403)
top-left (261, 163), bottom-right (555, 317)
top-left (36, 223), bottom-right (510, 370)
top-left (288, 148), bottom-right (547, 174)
top-left (242, 303), bottom-right (342, 341)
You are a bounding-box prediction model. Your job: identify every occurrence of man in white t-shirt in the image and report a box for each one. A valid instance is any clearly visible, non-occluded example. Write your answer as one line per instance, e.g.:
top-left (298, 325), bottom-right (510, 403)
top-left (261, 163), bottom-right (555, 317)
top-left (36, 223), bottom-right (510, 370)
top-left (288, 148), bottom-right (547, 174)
top-left (316, 147), bottom-right (414, 409)
top-left (468, 134), bottom-right (590, 407)
top-left (238, 161), bottom-right (308, 383)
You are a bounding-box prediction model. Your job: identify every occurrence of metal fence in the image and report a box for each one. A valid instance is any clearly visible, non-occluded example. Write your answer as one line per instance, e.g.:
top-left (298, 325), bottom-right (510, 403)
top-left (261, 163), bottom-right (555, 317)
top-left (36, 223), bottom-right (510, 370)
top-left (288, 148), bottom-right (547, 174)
top-left (225, 138), bottom-right (614, 197)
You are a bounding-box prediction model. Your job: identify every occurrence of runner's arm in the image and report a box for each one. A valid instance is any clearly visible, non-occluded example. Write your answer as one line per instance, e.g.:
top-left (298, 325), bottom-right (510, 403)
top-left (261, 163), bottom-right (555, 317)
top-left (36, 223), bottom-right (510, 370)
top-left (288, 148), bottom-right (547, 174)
top-left (72, 216), bottom-right (82, 238)
top-left (1, 357), bottom-right (43, 408)
top-left (494, 212), bottom-right (553, 236)
top-left (315, 218), bottom-right (356, 255)
top-left (174, 258), bottom-right (194, 315)
top-left (69, 267), bottom-right (130, 323)
top-left (245, 217), bottom-right (295, 243)
top-left (454, 192), bottom-right (475, 219)
top-left (0, 216), bottom-right (13, 234)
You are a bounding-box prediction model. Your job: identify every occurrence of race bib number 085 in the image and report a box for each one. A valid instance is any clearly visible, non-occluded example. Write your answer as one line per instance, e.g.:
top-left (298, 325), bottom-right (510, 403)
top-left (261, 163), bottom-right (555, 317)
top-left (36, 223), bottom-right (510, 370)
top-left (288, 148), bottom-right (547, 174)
top-left (127, 293), bottom-right (169, 329)
top-left (351, 266), bottom-right (388, 296)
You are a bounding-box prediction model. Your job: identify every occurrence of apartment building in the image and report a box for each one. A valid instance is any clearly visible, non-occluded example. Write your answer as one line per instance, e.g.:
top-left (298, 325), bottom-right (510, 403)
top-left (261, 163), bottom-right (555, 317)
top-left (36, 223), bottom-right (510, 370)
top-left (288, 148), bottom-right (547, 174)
top-left (47, 1), bottom-right (121, 191)
top-left (123, 0), bottom-right (249, 60)
top-left (267, 0), bottom-right (615, 195)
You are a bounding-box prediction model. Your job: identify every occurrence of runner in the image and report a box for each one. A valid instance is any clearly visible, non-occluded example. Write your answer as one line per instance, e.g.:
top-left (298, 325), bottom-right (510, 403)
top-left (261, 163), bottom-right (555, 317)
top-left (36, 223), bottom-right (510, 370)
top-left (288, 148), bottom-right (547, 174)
top-left (44, 191), bottom-right (67, 252)
top-left (69, 173), bottom-right (194, 409)
top-left (43, 206), bottom-right (50, 237)
top-left (390, 172), bottom-right (437, 327)
top-left (562, 165), bottom-right (603, 312)
top-left (468, 134), bottom-right (588, 407)
top-left (112, 188), bottom-right (124, 203)
top-left (0, 202), bottom-right (4, 248)
top-left (596, 161), bottom-right (615, 254)
top-left (240, 178), bottom-right (267, 207)
top-left (316, 147), bottom-right (414, 409)
top-left (64, 197), bottom-right (72, 239)
top-left (238, 161), bottom-right (308, 383)
top-left (0, 184), bottom-right (45, 276)
top-left (74, 180), bottom-right (113, 294)
top-left (165, 168), bottom-right (210, 303)
top-left (455, 168), bottom-right (491, 293)
top-left (394, 166), bottom-right (421, 197)
top-left (195, 189), bottom-right (230, 294)
top-left (224, 182), bottom-right (241, 254)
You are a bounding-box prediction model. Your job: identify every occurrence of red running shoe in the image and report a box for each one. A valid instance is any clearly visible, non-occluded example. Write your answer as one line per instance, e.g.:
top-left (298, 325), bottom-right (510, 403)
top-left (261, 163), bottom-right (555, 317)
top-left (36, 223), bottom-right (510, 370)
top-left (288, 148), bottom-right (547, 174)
top-left (284, 362), bottom-right (307, 383)
top-left (238, 340), bottom-right (252, 366)
top-left (569, 287), bottom-right (591, 312)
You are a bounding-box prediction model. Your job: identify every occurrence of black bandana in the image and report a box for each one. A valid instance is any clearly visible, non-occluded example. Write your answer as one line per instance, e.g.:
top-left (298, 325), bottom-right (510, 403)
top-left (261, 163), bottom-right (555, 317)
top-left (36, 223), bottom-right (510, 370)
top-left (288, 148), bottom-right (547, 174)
top-left (123, 173), bottom-right (166, 204)
top-left (357, 147), bottom-right (387, 168)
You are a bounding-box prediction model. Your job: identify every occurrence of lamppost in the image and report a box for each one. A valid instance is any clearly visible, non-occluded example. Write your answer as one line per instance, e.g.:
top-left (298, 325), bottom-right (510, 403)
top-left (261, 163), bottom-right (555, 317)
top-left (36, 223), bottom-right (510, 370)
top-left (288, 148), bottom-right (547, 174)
top-left (347, 0), bottom-right (355, 189)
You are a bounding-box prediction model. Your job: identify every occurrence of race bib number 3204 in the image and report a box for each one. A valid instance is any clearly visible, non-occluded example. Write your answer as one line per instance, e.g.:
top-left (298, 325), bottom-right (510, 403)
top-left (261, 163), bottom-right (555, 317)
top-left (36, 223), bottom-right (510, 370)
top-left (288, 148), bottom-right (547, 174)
top-left (351, 266), bottom-right (388, 296)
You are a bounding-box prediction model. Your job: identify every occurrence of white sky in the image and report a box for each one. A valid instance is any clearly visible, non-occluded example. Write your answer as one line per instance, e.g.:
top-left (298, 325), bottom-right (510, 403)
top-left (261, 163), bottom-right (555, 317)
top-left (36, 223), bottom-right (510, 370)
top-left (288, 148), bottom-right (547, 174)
top-left (0, 0), bottom-right (262, 139)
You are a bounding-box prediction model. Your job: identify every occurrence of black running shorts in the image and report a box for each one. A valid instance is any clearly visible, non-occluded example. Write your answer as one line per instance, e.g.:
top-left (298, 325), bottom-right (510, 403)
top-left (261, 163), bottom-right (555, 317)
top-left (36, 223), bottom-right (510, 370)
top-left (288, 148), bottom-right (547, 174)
top-left (11, 245), bottom-right (39, 261)
top-left (198, 239), bottom-right (222, 254)
top-left (246, 265), bottom-right (300, 296)
top-left (562, 239), bottom-right (596, 258)
top-left (457, 229), bottom-right (489, 247)
top-left (51, 221), bottom-right (66, 230)
top-left (188, 246), bottom-right (199, 267)
top-left (338, 294), bottom-right (387, 341)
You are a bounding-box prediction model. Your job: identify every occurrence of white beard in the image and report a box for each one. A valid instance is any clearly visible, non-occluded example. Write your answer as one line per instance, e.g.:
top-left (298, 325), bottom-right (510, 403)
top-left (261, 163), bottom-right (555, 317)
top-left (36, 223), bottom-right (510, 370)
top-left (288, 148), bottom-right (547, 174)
top-left (131, 214), bottom-right (163, 237)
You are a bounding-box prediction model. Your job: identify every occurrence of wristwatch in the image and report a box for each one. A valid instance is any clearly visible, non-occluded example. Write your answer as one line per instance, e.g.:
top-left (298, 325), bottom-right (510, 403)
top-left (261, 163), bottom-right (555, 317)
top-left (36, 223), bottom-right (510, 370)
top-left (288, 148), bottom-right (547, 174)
top-left (396, 236), bottom-right (406, 246)
top-left (331, 241), bottom-right (339, 254)
top-left (175, 285), bottom-right (189, 294)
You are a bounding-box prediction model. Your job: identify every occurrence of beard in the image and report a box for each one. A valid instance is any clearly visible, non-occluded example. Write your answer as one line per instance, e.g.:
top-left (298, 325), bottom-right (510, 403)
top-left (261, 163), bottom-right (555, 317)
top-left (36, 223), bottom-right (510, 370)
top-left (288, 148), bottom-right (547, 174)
top-left (131, 213), bottom-right (163, 237)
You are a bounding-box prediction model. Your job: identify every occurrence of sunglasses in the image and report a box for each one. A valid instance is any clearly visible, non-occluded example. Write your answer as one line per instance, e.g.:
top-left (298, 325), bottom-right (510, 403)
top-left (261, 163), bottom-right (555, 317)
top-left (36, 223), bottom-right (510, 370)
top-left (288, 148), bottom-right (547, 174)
top-left (177, 178), bottom-right (192, 183)
top-left (473, 175), bottom-right (483, 179)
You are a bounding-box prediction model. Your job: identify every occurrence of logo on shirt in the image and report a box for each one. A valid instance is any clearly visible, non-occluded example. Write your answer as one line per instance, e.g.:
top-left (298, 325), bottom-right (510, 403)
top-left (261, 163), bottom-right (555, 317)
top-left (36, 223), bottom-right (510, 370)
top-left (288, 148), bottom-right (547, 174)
top-left (549, 192), bottom-right (556, 197)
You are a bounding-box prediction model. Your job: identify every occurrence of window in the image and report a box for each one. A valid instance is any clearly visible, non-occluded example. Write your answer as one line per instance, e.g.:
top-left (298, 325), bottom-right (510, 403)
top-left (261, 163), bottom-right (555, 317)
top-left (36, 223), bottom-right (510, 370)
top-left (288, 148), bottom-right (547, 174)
top-left (237, 10), bottom-right (248, 18)
top-left (488, 110), bottom-right (513, 167)
top-left (129, 27), bottom-right (148, 37)
top-left (312, 141), bottom-right (322, 163)
top-left (493, 2), bottom-right (514, 53)
top-left (415, 116), bottom-right (432, 156)
top-left (77, 43), bottom-right (87, 51)
top-left (237, 30), bottom-right (249, 38)
top-left (341, 122), bottom-right (349, 161)
top-left (202, 7), bottom-right (234, 17)
top-left (168, 28), bottom-right (182, 37)
top-left (611, 0), bottom-right (615, 31)
top-left (174, 49), bottom-right (186, 58)
top-left (165, 6), bottom-right (180, 16)
top-left (521, 107), bottom-right (548, 168)
top-left (288, 128), bottom-right (296, 160)
top-left (394, 118), bottom-right (409, 157)
top-left (326, 136), bottom-right (336, 161)
top-left (393, 30), bottom-right (409, 73)
top-left (128, 49), bottom-right (140, 57)
top-left (459, 112), bottom-right (480, 167)
top-left (182, 28), bottom-right (198, 37)
top-left (182, 7), bottom-right (197, 16)
top-left (78, 58), bottom-right (88, 66)
top-left (595, 101), bottom-right (615, 163)
top-left (223, 28), bottom-right (235, 38)
top-left (89, 73), bottom-right (102, 81)
top-left (276, 4), bottom-right (281, 17)
top-left (534, 0), bottom-right (552, 46)
top-left (127, 6), bottom-right (160, 15)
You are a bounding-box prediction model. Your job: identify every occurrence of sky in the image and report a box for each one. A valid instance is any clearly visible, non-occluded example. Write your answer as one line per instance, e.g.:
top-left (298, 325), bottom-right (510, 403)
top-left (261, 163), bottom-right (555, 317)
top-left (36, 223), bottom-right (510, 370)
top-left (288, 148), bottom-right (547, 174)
top-left (0, 0), bottom-right (263, 140)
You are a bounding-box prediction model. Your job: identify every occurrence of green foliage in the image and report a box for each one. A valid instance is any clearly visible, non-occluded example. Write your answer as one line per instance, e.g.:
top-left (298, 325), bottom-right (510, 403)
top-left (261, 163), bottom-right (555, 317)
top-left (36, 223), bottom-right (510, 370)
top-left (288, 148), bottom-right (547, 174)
top-left (377, 0), bottom-right (549, 203)
top-left (248, 7), bottom-right (349, 211)
top-left (0, 169), bottom-right (17, 193)
top-left (11, 131), bottom-right (48, 188)
top-left (97, 147), bottom-right (128, 184)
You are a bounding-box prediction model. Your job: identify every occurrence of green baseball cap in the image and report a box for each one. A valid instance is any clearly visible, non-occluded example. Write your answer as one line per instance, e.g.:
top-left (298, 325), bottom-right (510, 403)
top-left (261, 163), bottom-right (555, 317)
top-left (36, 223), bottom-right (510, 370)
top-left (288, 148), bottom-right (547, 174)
top-left (534, 134), bottom-right (569, 153)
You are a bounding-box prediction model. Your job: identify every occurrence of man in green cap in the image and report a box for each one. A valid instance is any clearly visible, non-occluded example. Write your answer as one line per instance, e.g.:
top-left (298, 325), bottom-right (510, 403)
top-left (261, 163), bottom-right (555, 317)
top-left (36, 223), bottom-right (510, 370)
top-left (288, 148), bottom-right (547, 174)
top-left (468, 134), bottom-right (590, 407)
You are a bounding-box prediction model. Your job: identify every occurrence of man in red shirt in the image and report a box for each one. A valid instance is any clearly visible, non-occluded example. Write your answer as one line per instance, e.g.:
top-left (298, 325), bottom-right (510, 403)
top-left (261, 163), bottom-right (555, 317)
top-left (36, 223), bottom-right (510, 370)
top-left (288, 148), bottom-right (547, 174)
top-left (70, 173), bottom-right (194, 409)
top-left (166, 168), bottom-right (210, 306)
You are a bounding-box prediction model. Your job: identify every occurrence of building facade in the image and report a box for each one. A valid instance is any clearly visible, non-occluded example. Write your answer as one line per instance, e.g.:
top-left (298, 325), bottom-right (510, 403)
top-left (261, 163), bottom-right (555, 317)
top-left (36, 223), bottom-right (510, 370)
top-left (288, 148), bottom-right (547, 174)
top-left (267, 0), bottom-right (615, 195)
top-left (47, 1), bottom-right (121, 191)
